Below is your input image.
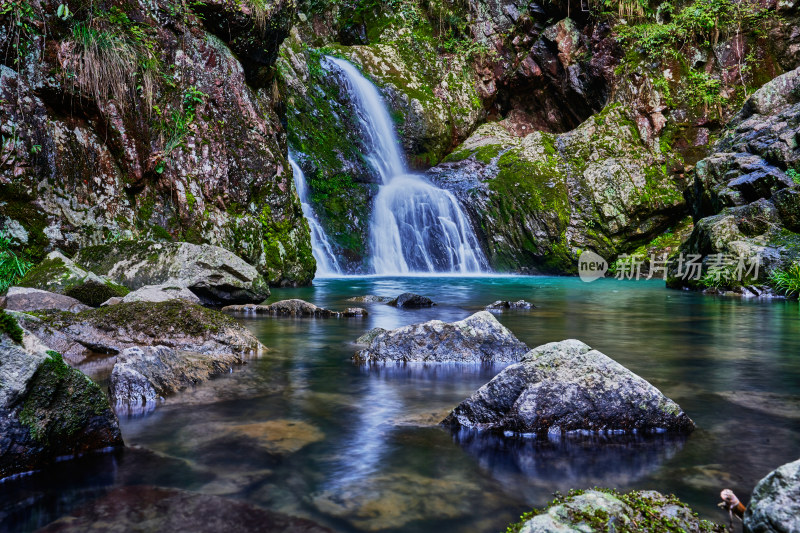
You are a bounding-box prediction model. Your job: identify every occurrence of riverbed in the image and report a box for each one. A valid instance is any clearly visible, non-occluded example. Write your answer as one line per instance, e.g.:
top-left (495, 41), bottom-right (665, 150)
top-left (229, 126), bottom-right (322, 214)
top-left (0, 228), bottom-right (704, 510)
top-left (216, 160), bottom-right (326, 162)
top-left (2, 276), bottom-right (799, 532)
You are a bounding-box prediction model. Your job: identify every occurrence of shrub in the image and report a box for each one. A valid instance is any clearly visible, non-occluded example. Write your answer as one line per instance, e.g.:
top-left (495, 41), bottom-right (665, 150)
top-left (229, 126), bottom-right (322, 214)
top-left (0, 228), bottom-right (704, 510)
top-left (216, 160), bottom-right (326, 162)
top-left (0, 229), bottom-right (33, 293)
top-left (770, 261), bottom-right (800, 297)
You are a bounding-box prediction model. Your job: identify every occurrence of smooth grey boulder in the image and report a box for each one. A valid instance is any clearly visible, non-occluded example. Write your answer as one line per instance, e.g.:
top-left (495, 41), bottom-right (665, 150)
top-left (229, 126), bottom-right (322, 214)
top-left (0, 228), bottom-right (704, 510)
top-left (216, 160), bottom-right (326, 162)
top-left (0, 321), bottom-right (123, 479)
top-left (485, 300), bottom-right (535, 311)
top-left (512, 489), bottom-right (724, 532)
top-left (442, 339), bottom-right (695, 435)
top-left (110, 346), bottom-right (242, 414)
top-left (1, 287), bottom-right (90, 313)
top-left (744, 458), bottom-right (800, 533)
top-left (117, 284), bottom-right (201, 305)
top-left (74, 241), bottom-right (270, 305)
top-left (388, 293), bottom-right (436, 308)
top-left (353, 311), bottom-right (528, 364)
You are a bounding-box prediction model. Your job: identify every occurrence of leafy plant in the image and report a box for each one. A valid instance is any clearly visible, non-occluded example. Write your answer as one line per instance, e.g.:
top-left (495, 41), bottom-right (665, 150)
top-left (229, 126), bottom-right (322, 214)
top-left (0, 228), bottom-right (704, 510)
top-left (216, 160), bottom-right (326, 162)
top-left (770, 261), bottom-right (800, 297)
top-left (0, 229), bottom-right (33, 293)
top-left (787, 168), bottom-right (800, 185)
top-left (0, 0), bottom-right (41, 67)
top-left (160, 85), bottom-right (207, 156)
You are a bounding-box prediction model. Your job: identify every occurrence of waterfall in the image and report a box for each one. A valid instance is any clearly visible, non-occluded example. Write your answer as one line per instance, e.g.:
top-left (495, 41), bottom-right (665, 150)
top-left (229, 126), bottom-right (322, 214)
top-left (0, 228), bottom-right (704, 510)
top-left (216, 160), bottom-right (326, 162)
top-left (325, 56), bottom-right (488, 275)
top-left (289, 154), bottom-right (342, 276)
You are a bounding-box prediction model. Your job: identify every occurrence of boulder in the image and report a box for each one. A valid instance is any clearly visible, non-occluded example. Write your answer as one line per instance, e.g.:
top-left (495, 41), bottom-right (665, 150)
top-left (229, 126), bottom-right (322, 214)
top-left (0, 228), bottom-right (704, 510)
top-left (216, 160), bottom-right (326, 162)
top-left (0, 314), bottom-right (123, 479)
top-left (117, 284), bottom-right (202, 305)
top-left (744, 458), bottom-right (800, 533)
top-left (15, 300), bottom-right (264, 365)
top-left (388, 293), bottom-right (436, 308)
top-left (508, 489), bottom-right (724, 532)
top-left (485, 300), bottom-right (536, 311)
top-left (110, 346), bottom-right (243, 414)
top-left (442, 339), bottom-right (695, 435)
top-left (74, 241), bottom-right (270, 305)
top-left (17, 251), bottom-right (129, 306)
top-left (1, 287), bottom-right (90, 313)
top-left (342, 307), bottom-right (368, 317)
top-left (353, 311), bottom-right (529, 364)
top-left (356, 327), bottom-right (386, 345)
top-left (37, 485), bottom-right (333, 532)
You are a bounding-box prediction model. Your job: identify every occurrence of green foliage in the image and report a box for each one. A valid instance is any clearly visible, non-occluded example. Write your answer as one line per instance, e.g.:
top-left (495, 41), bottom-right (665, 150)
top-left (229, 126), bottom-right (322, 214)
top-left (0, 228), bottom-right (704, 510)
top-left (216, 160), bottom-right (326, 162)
top-left (159, 85), bottom-right (208, 156)
top-left (787, 168), bottom-right (800, 185)
top-left (0, 229), bottom-right (33, 293)
top-left (770, 261), bottom-right (800, 297)
top-left (0, 309), bottom-right (25, 344)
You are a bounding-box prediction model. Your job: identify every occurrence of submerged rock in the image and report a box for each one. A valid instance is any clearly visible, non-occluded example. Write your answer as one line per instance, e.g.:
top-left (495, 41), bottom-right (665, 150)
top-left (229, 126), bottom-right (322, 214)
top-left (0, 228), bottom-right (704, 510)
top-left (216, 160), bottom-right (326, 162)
top-left (37, 485), bottom-right (333, 532)
top-left (222, 299), bottom-right (366, 318)
top-left (74, 241), bottom-right (270, 305)
top-left (0, 319), bottom-right (123, 479)
top-left (508, 489), bottom-right (724, 532)
top-left (16, 300), bottom-right (264, 365)
top-left (347, 295), bottom-right (393, 303)
top-left (110, 346), bottom-right (243, 413)
top-left (388, 293), bottom-right (436, 308)
top-left (485, 300), bottom-right (536, 311)
top-left (117, 284), bottom-right (202, 305)
top-left (353, 311), bottom-right (528, 364)
top-left (442, 339), bottom-right (694, 435)
top-left (1, 287), bottom-right (90, 313)
top-left (744, 457), bottom-right (800, 533)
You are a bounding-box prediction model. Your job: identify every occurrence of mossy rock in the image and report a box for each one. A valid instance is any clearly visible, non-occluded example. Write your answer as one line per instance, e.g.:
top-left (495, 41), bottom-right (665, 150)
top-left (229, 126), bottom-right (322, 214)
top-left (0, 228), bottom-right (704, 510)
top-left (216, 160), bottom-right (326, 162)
top-left (0, 309), bottom-right (24, 344)
top-left (64, 280), bottom-right (130, 307)
top-left (506, 488), bottom-right (725, 533)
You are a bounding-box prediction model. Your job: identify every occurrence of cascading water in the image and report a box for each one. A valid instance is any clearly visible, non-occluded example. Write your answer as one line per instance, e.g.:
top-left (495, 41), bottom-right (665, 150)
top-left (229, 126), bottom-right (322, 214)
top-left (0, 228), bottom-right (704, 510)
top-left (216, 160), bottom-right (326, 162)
top-left (325, 57), bottom-right (488, 275)
top-left (289, 153), bottom-right (342, 276)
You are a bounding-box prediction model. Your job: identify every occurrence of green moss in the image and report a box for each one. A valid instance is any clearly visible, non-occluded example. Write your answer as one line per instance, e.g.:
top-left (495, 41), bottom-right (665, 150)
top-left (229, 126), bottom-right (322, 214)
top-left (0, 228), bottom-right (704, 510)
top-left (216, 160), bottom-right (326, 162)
top-left (64, 280), bottom-right (130, 307)
top-left (17, 256), bottom-right (70, 290)
top-left (0, 185), bottom-right (50, 263)
top-left (0, 309), bottom-right (24, 344)
top-left (18, 350), bottom-right (111, 445)
top-left (444, 144), bottom-right (503, 164)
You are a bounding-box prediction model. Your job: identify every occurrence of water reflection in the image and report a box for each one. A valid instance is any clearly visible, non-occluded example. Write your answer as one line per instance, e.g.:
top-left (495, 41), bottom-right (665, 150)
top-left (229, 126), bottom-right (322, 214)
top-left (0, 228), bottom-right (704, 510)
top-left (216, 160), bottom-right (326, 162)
top-left (450, 429), bottom-right (687, 501)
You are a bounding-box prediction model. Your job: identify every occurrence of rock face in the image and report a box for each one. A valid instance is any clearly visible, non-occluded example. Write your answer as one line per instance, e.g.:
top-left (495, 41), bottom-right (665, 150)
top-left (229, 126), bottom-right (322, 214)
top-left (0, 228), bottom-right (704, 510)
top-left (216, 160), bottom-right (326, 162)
top-left (669, 68), bottom-right (800, 293)
top-left (744, 458), bottom-right (800, 533)
top-left (37, 485), bottom-right (334, 533)
top-left (388, 293), bottom-right (436, 308)
top-left (222, 299), bottom-right (366, 318)
top-left (508, 489), bottom-right (724, 533)
top-left (75, 241), bottom-right (270, 305)
top-left (0, 323), bottom-right (123, 479)
top-left (16, 300), bottom-right (264, 365)
top-left (0, 0), bottom-right (314, 287)
top-left (1, 287), bottom-right (89, 313)
top-left (110, 346), bottom-right (242, 413)
top-left (485, 300), bottom-right (535, 311)
top-left (442, 339), bottom-right (695, 435)
top-left (353, 311), bottom-right (528, 364)
top-left (430, 105), bottom-right (688, 273)
top-left (17, 251), bottom-right (129, 306)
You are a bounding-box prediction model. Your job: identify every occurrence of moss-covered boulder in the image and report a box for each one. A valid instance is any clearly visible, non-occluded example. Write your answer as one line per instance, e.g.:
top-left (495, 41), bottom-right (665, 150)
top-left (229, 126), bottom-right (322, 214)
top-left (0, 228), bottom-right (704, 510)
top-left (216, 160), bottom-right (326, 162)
top-left (17, 251), bottom-right (129, 307)
top-left (16, 300), bottom-right (264, 365)
top-left (506, 489), bottom-right (725, 533)
top-left (0, 312), bottom-right (123, 479)
top-left (74, 241), bottom-right (270, 305)
top-left (430, 103), bottom-right (687, 273)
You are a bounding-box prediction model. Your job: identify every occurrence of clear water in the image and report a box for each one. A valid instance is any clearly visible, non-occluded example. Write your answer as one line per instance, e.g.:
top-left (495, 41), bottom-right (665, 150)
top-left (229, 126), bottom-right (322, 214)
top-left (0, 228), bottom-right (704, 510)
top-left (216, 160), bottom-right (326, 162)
top-left (323, 57), bottom-right (487, 275)
top-left (3, 277), bottom-right (799, 532)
